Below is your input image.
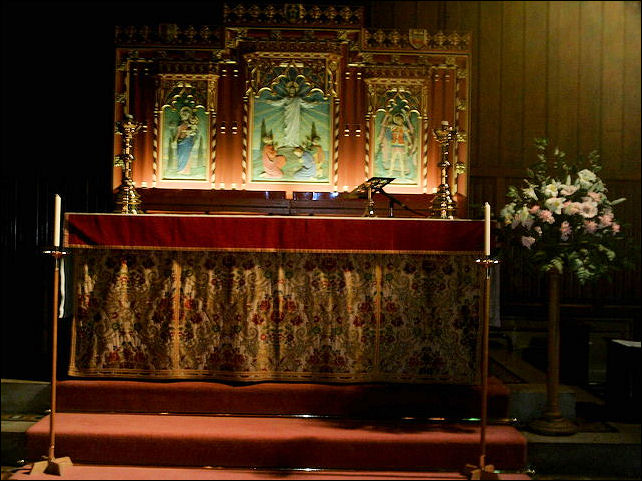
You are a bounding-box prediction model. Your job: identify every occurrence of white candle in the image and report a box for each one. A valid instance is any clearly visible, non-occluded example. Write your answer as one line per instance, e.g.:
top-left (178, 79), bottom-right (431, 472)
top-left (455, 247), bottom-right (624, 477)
top-left (231, 183), bottom-right (237, 190)
top-left (53, 194), bottom-right (61, 247)
top-left (441, 120), bottom-right (449, 126)
top-left (484, 202), bottom-right (491, 256)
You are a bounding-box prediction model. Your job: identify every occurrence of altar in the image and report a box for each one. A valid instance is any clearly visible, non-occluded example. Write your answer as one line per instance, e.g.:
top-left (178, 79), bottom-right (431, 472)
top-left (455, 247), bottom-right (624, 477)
top-left (65, 213), bottom-right (485, 384)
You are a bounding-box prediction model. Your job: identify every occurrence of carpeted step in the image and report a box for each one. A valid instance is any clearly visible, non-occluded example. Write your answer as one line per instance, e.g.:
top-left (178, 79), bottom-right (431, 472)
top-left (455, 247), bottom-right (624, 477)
top-left (25, 413), bottom-right (527, 471)
top-left (10, 464), bottom-right (532, 480)
top-left (56, 379), bottom-right (510, 419)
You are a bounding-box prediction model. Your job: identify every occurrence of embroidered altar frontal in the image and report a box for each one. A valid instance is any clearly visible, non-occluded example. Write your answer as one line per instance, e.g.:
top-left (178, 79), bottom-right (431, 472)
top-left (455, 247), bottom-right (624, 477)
top-left (66, 214), bottom-right (485, 383)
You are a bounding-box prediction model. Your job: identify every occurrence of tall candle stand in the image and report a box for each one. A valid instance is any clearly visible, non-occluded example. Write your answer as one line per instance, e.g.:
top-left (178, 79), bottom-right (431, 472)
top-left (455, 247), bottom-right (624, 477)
top-left (114, 114), bottom-right (146, 214)
top-left (463, 254), bottom-right (501, 480)
top-left (30, 245), bottom-right (72, 476)
top-left (430, 121), bottom-right (458, 219)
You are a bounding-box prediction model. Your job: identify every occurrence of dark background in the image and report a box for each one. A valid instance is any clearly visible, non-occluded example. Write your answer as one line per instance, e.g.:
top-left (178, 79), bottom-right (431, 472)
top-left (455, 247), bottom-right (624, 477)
top-left (1, 1), bottom-right (233, 379)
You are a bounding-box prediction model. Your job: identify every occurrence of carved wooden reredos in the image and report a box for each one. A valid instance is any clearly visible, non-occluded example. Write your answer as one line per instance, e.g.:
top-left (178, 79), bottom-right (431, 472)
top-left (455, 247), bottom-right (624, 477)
top-left (113, 3), bottom-right (471, 209)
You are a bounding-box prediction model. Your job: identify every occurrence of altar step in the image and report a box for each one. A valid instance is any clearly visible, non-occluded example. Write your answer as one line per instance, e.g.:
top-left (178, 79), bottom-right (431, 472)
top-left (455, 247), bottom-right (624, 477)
top-left (10, 379), bottom-right (528, 475)
top-left (54, 379), bottom-right (511, 419)
top-left (9, 464), bottom-right (532, 480)
top-left (24, 412), bottom-right (528, 472)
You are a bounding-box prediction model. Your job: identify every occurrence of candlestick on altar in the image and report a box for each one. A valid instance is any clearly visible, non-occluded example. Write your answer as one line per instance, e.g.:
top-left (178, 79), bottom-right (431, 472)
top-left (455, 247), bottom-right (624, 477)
top-left (430, 121), bottom-right (458, 219)
top-left (31, 196), bottom-right (72, 476)
top-left (114, 114), bottom-right (146, 214)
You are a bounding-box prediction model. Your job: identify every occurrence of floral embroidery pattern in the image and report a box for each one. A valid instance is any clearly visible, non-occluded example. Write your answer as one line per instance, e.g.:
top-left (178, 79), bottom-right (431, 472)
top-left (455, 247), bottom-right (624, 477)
top-left (69, 249), bottom-right (482, 383)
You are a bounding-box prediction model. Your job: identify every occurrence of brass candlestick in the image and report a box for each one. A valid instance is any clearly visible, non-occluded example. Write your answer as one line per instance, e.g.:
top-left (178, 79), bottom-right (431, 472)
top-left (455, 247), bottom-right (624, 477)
top-left (463, 256), bottom-right (501, 480)
top-left (430, 121), bottom-right (458, 219)
top-left (114, 114), bottom-right (146, 214)
top-left (30, 247), bottom-right (72, 476)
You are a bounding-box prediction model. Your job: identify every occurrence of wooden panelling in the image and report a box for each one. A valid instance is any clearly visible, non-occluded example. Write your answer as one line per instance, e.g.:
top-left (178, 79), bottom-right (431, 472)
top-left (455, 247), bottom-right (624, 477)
top-left (522, 1), bottom-right (548, 163)
top-left (556, 1), bottom-right (581, 156)
top-left (393, 1), bottom-right (420, 29)
top-left (601, 1), bottom-right (625, 174)
top-left (499, 1), bottom-right (525, 167)
top-left (415, 2), bottom-right (443, 30)
top-left (437, 1), bottom-right (640, 310)
top-left (429, 1), bottom-right (642, 182)
top-left (368, 1), bottom-right (396, 29)
top-left (476, 1), bottom-right (503, 171)
top-left (578, 1), bottom-right (603, 154)
top-left (623, 1), bottom-right (642, 174)
top-left (546, 1), bottom-right (560, 147)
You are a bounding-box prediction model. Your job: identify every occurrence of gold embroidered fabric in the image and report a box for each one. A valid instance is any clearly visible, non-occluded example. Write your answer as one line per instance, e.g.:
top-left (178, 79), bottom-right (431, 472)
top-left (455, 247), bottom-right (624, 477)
top-left (69, 249), bottom-right (483, 384)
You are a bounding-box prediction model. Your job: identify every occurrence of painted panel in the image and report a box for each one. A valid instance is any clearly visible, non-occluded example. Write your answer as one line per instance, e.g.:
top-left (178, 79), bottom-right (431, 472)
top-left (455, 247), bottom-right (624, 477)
top-left (155, 74), bottom-right (218, 187)
top-left (250, 72), bottom-right (332, 184)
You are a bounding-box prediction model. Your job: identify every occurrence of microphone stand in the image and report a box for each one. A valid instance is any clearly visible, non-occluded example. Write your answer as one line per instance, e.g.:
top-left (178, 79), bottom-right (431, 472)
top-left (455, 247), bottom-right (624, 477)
top-left (376, 188), bottom-right (425, 218)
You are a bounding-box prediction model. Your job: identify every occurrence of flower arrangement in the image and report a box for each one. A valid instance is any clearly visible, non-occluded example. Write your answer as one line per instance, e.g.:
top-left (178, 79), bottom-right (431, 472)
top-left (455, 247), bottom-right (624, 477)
top-left (498, 138), bottom-right (630, 284)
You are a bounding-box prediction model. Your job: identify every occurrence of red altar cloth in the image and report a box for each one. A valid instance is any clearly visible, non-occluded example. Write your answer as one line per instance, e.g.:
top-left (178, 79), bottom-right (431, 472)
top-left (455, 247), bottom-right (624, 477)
top-left (64, 213), bottom-right (485, 253)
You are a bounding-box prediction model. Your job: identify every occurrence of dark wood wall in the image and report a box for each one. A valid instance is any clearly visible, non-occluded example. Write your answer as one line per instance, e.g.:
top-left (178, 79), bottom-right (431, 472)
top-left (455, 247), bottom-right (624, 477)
top-left (371, 1), bottom-right (641, 312)
top-left (2, 1), bottom-right (640, 380)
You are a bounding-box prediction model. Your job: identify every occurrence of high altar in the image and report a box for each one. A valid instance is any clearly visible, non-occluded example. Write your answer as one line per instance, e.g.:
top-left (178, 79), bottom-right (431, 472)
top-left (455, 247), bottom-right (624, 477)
top-left (65, 213), bottom-right (485, 383)
top-left (65, 3), bottom-right (482, 384)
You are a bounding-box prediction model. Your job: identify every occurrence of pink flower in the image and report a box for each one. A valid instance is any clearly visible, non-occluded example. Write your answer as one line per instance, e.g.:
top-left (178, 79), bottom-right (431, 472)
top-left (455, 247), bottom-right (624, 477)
top-left (564, 202), bottom-right (581, 215)
top-left (587, 192), bottom-right (602, 202)
top-left (529, 205), bottom-right (541, 214)
top-left (584, 220), bottom-right (598, 234)
top-left (599, 212), bottom-right (614, 227)
top-left (537, 209), bottom-right (555, 224)
top-left (521, 236), bottom-right (536, 249)
top-left (560, 221), bottom-right (572, 241)
top-left (579, 201), bottom-right (598, 218)
top-left (612, 223), bottom-right (621, 233)
top-left (534, 226), bottom-right (542, 236)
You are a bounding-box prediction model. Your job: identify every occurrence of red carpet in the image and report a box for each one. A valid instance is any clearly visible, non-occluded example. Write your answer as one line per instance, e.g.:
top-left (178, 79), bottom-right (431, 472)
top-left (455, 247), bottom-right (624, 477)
top-left (11, 465), bottom-right (531, 480)
top-left (56, 379), bottom-right (510, 419)
top-left (25, 413), bottom-right (526, 471)
top-left (21, 379), bottom-right (527, 477)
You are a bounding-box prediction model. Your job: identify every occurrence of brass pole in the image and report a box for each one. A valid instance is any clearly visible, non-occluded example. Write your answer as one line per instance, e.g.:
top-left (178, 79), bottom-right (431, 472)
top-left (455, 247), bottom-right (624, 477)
top-left (464, 258), bottom-right (499, 480)
top-left (30, 251), bottom-right (73, 475)
top-left (48, 257), bottom-right (60, 463)
top-left (479, 266), bottom-right (491, 469)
